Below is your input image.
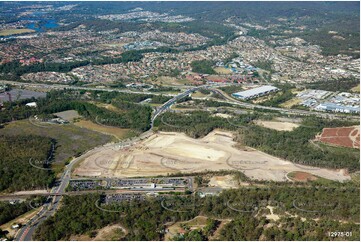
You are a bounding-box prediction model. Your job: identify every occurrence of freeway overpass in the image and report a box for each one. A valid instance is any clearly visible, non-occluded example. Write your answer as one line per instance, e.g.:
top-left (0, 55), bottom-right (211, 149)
top-left (150, 86), bottom-right (199, 127)
top-left (4, 80), bottom-right (356, 121)
top-left (11, 83), bottom-right (357, 241)
top-left (13, 85), bottom-right (201, 241)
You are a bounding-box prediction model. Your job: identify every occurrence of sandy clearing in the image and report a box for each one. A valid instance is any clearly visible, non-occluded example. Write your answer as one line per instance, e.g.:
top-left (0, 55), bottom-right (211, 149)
top-left (162, 143), bottom-right (227, 161)
top-left (165, 216), bottom-right (208, 240)
top-left (254, 120), bottom-right (300, 131)
top-left (94, 224), bottom-right (126, 241)
top-left (212, 113), bottom-right (233, 119)
top-left (69, 224), bottom-right (126, 241)
top-left (73, 130), bottom-right (350, 182)
top-left (54, 110), bottom-right (81, 122)
top-left (351, 84), bottom-right (360, 93)
top-left (288, 171), bottom-right (319, 182)
top-left (265, 205), bottom-right (280, 221)
top-left (13, 190), bottom-right (47, 195)
top-left (208, 175), bottom-right (239, 189)
top-left (93, 102), bottom-right (123, 113)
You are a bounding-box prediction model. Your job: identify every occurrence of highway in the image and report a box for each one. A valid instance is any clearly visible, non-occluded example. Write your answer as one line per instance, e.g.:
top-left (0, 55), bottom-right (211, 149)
top-left (1, 80), bottom-right (179, 97)
top-left (11, 82), bottom-right (357, 240)
top-left (13, 84), bottom-right (200, 241)
top-left (210, 88), bottom-right (359, 121)
top-left (15, 147), bottom-right (102, 241)
top-left (150, 86), bottom-right (200, 127)
top-left (3, 80), bottom-right (357, 121)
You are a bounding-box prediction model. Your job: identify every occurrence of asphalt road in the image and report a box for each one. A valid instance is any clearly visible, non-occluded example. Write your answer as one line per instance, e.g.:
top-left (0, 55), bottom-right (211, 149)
top-left (3, 80), bottom-right (356, 121)
top-left (15, 153), bottom-right (88, 241)
top-left (210, 88), bottom-right (359, 121)
top-left (1, 80), bottom-right (178, 97)
top-left (12, 83), bottom-right (357, 240)
top-left (14, 85), bottom-right (200, 241)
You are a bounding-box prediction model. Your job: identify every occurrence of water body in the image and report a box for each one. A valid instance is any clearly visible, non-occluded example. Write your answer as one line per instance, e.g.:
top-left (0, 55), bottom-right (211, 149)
top-left (0, 12), bottom-right (59, 41)
top-left (26, 19), bottom-right (59, 32)
top-left (0, 19), bottom-right (58, 41)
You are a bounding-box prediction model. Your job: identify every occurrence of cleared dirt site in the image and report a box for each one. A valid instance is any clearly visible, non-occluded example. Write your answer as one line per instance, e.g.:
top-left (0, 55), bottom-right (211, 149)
top-left (254, 120), bottom-right (300, 131)
top-left (74, 130), bottom-right (350, 182)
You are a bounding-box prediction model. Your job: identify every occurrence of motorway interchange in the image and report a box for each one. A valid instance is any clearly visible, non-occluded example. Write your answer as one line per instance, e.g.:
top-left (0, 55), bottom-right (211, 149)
top-left (5, 82), bottom-right (358, 241)
top-left (12, 86), bottom-right (199, 241)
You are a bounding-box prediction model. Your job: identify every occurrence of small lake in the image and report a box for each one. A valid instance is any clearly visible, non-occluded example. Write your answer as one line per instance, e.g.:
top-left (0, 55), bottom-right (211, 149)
top-left (0, 16), bottom-right (59, 40)
top-left (26, 19), bottom-right (59, 32)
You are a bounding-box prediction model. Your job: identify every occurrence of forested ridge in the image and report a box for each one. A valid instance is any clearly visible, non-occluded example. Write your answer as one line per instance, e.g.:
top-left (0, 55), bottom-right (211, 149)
top-left (155, 112), bottom-right (359, 171)
top-left (154, 111), bottom-right (238, 138)
top-left (190, 60), bottom-right (216, 74)
top-left (305, 77), bottom-right (360, 92)
top-left (0, 197), bottom-right (47, 227)
top-left (236, 118), bottom-right (359, 172)
top-left (0, 89), bottom-right (167, 131)
top-left (0, 89), bottom-right (172, 193)
top-left (38, 90), bottom-right (157, 131)
top-left (0, 98), bottom-right (38, 124)
top-left (0, 201), bottom-right (30, 225)
top-left (38, 100), bottom-right (152, 131)
top-left (0, 135), bottom-right (55, 192)
top-left (33, 184), bottom-right (359, 241)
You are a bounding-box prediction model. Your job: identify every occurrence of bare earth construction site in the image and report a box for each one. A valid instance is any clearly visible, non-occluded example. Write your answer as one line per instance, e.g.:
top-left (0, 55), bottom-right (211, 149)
top-left (74, 130), bottom-right (349, 182)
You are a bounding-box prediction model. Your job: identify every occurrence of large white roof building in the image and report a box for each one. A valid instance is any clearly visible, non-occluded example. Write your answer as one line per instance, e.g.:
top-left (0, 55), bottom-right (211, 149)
top-left (232, 85), bottom-right (279, 100)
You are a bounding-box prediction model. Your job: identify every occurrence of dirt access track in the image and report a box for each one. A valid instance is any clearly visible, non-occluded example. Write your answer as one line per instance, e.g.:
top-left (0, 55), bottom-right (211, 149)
top-left (73, 130), bottom-right (350, 182)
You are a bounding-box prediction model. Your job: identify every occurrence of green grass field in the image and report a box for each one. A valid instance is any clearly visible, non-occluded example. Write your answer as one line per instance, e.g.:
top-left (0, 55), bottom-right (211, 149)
top-left (0, 120), bottom-right (113, 164)
top-left (0, 28), bottom-right (35, 36)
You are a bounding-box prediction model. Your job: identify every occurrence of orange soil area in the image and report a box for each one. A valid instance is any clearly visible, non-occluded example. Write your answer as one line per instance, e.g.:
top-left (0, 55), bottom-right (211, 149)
top-left (290, 171), bottom-right (318, 182)
top-left (316, 126), bottom-right (359, 149)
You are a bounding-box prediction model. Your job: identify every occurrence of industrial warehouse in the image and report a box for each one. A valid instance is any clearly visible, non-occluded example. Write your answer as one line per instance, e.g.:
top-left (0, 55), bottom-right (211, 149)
top-left (315, 102), bottom-right (359, 113)
top-left (232, 85), bottom-right (279, 100)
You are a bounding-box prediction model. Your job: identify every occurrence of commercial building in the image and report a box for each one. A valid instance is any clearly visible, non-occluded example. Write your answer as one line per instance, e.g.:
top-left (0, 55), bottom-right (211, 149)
top-left (232, 85), bottom-right (279, 100)
top-left (297, 89), bottom-right (331, 100)
top-left (314, 102), bottom-right (359, 114)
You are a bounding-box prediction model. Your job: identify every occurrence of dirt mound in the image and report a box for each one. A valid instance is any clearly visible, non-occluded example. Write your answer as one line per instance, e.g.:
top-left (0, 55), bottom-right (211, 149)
top-left (288, 171), bottom-right (318, 182)
top-left (74, 130), bottom-right (350, 182)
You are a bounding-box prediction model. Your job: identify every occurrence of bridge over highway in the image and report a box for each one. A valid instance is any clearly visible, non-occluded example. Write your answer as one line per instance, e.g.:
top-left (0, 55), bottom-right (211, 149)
top-left (13, 85), bottom-right (201, 241)
top-left (11, 83), bottom-right (357, 241)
